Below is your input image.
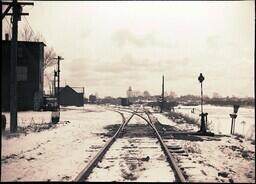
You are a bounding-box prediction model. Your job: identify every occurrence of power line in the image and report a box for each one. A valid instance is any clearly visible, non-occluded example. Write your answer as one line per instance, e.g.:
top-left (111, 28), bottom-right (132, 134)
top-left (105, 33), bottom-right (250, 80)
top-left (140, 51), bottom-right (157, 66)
top-left (4, 17), bottom-right (11, 28)
top-left (2, 0), bottom-right (34, 133)
top-left (22, 4), bottom-right (34, 11)
top-left (4, 17), bottom-right (12, 34)
top-left (24, 16), bottom-right (36, 37)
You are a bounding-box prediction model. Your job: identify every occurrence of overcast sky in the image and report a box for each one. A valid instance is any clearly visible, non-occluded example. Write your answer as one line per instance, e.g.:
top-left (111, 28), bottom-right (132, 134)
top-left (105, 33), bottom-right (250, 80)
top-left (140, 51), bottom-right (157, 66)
top-left (3, 1), bottom-right (255, 98)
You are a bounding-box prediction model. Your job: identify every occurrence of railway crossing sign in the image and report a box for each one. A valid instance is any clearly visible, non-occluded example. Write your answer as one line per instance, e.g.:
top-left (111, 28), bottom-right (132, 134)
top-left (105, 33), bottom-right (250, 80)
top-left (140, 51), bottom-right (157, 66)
top-left (230, 104), bottom-right (240, 134)
top-left (233, 105), bottom-right (240, 113)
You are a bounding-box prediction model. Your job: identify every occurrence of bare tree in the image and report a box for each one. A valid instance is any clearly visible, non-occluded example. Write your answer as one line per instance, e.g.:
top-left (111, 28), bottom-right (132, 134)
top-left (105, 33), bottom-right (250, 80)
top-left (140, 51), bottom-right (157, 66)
top-left (20, 25), bottom-right (34, 41)
top-left (3, 17), bottom-right (12, 38)
top-left (44, 47), bottom-right (57, 70)
top-left (44, 72), bottom-right (53, 94)
top-left (20, 25), bottom-right (57, 71)
top-left (20, 25), bottom-right (58, 95)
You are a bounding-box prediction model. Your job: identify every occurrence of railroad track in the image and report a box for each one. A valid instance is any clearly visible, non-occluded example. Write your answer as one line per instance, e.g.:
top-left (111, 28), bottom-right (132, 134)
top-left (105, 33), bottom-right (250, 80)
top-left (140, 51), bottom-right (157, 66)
top-left (74, 105), bottom-right (187, 182)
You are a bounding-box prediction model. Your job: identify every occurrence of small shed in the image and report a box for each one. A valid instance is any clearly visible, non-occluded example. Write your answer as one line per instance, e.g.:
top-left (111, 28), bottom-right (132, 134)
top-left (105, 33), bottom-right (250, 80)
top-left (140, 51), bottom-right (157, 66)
top-left (58, 85), bottom-right (84, 106)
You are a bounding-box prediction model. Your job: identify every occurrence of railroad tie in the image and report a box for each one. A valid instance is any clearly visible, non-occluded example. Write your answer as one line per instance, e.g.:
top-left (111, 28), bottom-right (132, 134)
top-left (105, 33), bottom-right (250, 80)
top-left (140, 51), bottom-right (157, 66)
top-left (167, 147), bottom-right (189, 157)
top-left (169, 149), bottom-right (185, 154)
top-left (167, 145), bottom-right (182, 150)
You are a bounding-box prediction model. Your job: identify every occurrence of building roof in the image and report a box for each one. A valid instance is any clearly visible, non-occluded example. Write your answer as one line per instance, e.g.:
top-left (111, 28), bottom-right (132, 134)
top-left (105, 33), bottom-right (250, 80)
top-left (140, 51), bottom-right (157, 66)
top-left (2, 40), bottom-right (46, 47)
top-left (58, 85), bottom-right (84, 94)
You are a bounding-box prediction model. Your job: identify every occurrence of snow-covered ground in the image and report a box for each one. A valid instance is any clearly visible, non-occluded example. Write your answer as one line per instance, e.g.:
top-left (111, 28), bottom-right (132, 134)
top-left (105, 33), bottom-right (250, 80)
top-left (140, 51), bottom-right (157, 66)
top-left (175, 104), bottom-right (255, 140)
top-left (1, 104), bottom-right (255, 182)
top-left (1, 105), bottom-right (121, 181)
top-left (154, 112), bottom-right (255, 183)
top-left (87, 113), bottom-right (176, 182)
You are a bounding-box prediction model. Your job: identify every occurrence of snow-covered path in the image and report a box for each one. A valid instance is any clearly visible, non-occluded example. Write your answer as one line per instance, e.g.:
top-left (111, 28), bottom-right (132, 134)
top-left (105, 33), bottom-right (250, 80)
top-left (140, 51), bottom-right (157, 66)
top-left (1, 105), bottom-right (121, 181)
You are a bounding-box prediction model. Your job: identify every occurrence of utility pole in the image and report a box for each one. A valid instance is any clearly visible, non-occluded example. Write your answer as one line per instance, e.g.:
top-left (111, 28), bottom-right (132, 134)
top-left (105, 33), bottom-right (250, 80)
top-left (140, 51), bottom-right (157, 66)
top-left (160, 75), bottom-right (164, 113)
top-left (2, 0), bottom-right (34, 132)
top-left (57, 57), bottom-right (60, 109)
top-left (53, 56), bottom-right (64, 109)
top-left (10, 0), bottom-right (18, 133)
top-left (53, 70), bottom-right (57, 97)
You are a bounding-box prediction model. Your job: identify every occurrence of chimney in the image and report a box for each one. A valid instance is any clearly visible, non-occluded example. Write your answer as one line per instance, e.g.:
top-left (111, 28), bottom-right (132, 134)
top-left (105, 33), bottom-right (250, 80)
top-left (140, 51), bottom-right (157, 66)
top-left (5, 33), bottom-right (9, 41)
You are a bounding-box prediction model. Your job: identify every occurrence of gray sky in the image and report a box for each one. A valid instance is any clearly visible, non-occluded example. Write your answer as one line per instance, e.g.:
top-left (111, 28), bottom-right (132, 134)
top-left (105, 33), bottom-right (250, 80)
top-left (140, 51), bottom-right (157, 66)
top-left (3, 1), bottom-right (255, 98)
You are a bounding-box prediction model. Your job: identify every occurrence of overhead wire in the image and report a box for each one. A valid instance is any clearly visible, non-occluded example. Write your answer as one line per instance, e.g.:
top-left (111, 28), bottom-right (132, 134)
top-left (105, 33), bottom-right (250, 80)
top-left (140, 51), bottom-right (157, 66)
top-left (19, 4), bottom-right (35, 38)
top-left (3, 5), bottom-right (36, 40)
top-left (4, 17), bottom-right (12, 35)
top-left (23, 16), bottom-right (36, 37)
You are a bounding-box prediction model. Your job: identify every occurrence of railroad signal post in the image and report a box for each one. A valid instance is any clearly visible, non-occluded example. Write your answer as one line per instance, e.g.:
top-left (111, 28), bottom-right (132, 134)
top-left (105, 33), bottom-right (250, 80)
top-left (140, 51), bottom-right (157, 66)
top-left (197, 73), bottom-right (214, 136)
top-left (2, 0), bottom-right (34, 132)
top-left (230, 105), bottom-right (239, 134)
top-left (198, 73), bottom-right (207, 133)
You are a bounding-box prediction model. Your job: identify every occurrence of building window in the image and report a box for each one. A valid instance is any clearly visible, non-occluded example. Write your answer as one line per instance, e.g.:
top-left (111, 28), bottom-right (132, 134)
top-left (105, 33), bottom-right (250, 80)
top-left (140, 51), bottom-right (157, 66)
top-left (17, 66), bottom-right (27, 81)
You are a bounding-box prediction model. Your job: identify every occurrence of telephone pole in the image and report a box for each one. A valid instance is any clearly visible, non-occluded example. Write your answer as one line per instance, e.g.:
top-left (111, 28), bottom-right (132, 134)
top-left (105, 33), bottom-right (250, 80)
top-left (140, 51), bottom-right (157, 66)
top-left (53, 56), bottom-right (64, 109)
top-left (53, 70), bottom-right (57, 96)
top-left (2, 0), bottom-right (34, 132)
top-left (160, 75), bottom-right (164, 113)
top-left (10, 0), bottom-right (18, 133)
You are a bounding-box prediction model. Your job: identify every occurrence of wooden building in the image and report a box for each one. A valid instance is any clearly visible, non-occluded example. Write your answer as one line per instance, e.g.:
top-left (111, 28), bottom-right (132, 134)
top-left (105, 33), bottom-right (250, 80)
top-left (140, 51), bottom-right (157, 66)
top-left (58, 85), bottom-right (84, 107)
top-left (1, 40), bottom-right (45, 111)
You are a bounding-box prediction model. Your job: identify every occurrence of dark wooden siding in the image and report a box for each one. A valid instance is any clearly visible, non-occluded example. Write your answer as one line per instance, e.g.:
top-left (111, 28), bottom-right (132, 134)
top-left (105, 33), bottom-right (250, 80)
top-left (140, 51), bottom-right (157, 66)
top-left (1, 41), bottom-right (45, 111)
top-left (59, 86), bottom-right (84, 107)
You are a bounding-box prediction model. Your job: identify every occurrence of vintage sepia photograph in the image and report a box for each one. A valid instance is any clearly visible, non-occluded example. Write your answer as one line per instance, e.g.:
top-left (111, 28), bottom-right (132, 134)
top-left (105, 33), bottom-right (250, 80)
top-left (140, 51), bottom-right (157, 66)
top-left (1, 0), bottom-right (255, 182)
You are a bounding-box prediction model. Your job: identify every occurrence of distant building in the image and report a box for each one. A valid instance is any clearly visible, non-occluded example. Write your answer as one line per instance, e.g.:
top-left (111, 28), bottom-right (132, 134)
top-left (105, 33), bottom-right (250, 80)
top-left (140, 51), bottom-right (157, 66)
top-left (89, 94), bottom-right (97, 104)
top-left (58, 85), bottom-right (84, 107)
top-left (127, 86), bottom-right (133, 98)
top-left (98, 96), bottom-right (119, 105)
top-left (84, 98), bottom-right (88, 104)
top-left (120, 98), bottom-right (129, 106)
top-left (1, 40), bottom-right (45, 111)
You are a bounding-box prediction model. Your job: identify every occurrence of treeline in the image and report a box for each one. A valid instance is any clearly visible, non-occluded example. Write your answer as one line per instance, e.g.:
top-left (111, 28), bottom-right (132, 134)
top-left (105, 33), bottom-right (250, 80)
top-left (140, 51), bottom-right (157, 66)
top-left (167, 95), bottom-right (254, 107)
top-left (204, 97), bottom-right (255, 107)
top-left (93, 95), bottom-right (254, 107)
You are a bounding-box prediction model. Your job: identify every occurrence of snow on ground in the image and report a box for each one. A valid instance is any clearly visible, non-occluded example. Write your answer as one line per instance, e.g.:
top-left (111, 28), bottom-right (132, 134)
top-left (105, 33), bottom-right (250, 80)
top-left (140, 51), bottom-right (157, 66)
top-left (1, 105), bottom-right (121, 181)
top-left (154, 113), bottom-right (255, 183)
top-left (175, 104), bottom-right (255, 140)
top-left (1, 104), bottom-right (255, 182)
top-left (87, 113), bottom-right (175, 182)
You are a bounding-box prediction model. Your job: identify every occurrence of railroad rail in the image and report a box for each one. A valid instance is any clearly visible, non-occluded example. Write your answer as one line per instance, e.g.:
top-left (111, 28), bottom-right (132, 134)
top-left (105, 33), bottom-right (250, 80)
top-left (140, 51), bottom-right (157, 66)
top-left (74, 109), bottom-right (137, 181)
top-left (112, 107), bottom-right (187, 182)
top-left (74, 106), bottom-right (187, 182)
